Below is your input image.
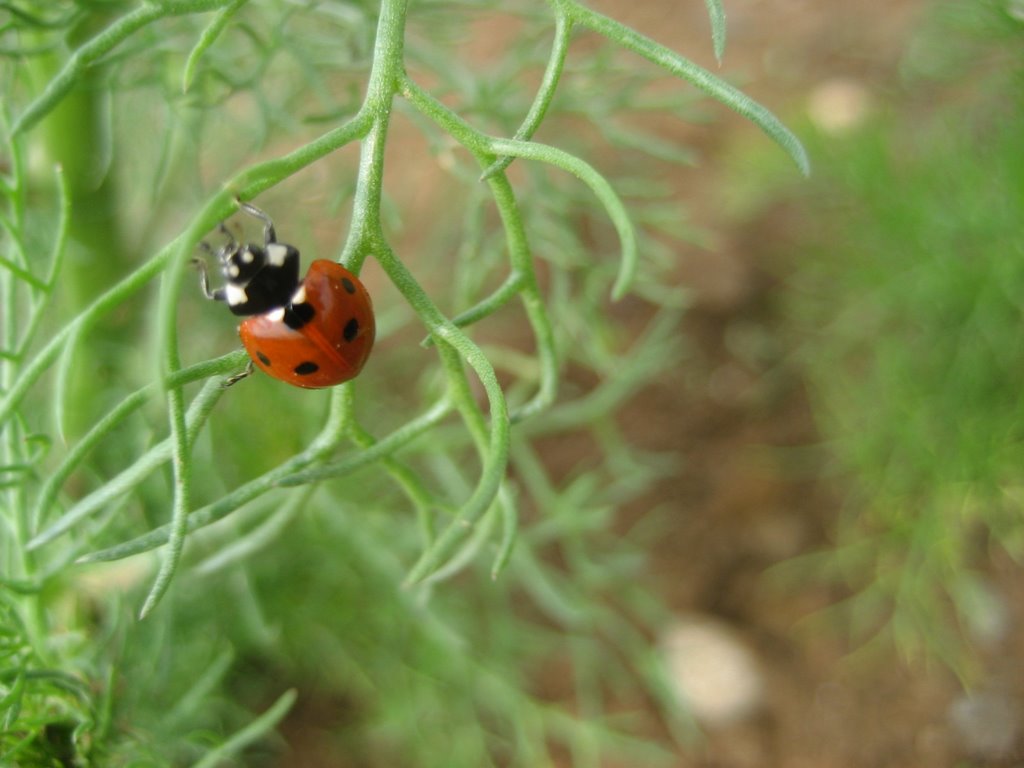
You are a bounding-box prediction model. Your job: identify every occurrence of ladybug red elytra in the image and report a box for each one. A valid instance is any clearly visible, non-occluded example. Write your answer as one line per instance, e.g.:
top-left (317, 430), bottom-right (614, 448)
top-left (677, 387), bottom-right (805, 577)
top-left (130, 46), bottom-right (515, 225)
top-left (195, 201), bottom-right (375, 388)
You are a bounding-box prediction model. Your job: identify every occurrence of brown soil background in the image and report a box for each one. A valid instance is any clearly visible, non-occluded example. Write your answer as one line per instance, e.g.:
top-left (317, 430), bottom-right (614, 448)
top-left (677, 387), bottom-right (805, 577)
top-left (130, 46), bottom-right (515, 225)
top-left (584, 0), bottom-right (1016, 766)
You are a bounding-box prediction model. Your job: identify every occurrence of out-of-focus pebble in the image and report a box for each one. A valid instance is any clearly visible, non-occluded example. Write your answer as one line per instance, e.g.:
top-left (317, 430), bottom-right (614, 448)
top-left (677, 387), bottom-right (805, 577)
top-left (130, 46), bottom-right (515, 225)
top-left (661, 615), bottom-right (765, 727)
top-left (958, 579), bottom-right (1011, 649)
top-left (806, 78), bottom-right (871, 134)
top-left (949, 690), bottom-right (1020, 760)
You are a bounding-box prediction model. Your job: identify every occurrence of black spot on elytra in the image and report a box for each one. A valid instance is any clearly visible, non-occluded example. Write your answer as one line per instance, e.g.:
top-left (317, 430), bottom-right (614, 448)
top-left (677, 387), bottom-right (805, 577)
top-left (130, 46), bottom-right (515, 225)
top-left (294, 361), bottom-right (319, 376)
top-left (256, 351), bottom-right (271, 367)
top-left (341, 277), bottom-right (356, 294)
top-left (284, 302), bottom-right (316, 330)
top-left (343, 317), bottom-right (359, 342)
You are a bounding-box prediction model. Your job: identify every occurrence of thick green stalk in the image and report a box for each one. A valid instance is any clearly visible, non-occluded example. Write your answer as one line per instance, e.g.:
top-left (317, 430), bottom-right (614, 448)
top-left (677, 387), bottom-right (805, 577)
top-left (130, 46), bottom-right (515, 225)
top-left (341, 0), bottom-right (409, 272)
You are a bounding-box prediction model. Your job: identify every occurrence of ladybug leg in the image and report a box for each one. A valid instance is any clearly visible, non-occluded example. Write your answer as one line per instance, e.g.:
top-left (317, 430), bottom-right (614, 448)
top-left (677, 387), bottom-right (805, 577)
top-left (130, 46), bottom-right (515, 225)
top-left (236, 199), bottom-right (277, 245)
top-left (191, 255), bottom-right (226, 302)
top-left (223, 359), bottom-right (254, 388)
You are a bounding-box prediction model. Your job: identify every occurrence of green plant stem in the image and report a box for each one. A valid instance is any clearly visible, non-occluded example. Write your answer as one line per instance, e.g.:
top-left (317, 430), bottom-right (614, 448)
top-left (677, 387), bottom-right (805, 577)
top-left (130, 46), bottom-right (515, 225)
top-left (481, 8), bottom-right (573, 180)
top-left (0, 249), bottom-right (45, 290)
top-left (369, 242), bottom-right (510, 584)
top-left (487, 174), bottom-right (558, 421)
top-left (146, 223), bottom-right (205, 616)
top-left (490, 136), bottom-right (638, 298)
top-left (139, 380), bottom-right (189, 618)
top-left (340, 0), bottom-right (408, 272)
top-left (492, 486), bottom-right (518, 578)
top-left (342, 116), bottom-right (389, 274)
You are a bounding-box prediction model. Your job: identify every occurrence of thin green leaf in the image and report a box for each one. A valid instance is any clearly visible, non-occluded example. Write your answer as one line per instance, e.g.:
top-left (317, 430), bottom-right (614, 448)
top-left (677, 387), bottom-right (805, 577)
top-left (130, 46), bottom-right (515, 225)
top-left (424, 271), bottom-right (526, 346)
top-left (137, 382), bottom-right (190, 619)
top-left (139, 216), bottom-right (213, 618)
top-left (182, 0), bottom-right (249, 93)
top-left (0, 3), bottom-right (75, 28)
top-left (704, 0), bottom-right (727, 63)
top-left (190, 689), bottom-right (297, 768)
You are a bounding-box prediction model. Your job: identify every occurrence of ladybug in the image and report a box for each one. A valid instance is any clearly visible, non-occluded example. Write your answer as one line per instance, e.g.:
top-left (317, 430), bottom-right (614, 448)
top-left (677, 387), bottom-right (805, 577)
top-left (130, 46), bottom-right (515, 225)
top-left (195, 201), bottom-right (375, 388)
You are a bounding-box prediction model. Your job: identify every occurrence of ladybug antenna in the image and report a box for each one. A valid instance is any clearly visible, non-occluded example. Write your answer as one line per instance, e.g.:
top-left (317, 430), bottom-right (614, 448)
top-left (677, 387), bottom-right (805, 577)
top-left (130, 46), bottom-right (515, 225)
top-left (207, 222), bottom-right (242, 268)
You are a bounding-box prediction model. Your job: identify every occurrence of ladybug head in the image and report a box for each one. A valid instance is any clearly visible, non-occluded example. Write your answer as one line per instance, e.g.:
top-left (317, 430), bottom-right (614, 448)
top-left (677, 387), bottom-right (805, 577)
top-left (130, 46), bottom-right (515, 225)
top-left (212, 234), bottom-right (302, 316)
top-left (219, 241), bottom-right (271, 285)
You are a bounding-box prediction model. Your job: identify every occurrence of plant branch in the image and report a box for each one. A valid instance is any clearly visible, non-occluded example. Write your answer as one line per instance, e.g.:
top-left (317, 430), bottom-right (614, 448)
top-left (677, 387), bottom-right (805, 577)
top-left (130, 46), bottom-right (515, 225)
top-left (561, 0), bottom-right (809, 174)
top-left (481, 8), bottom-right (573, 180)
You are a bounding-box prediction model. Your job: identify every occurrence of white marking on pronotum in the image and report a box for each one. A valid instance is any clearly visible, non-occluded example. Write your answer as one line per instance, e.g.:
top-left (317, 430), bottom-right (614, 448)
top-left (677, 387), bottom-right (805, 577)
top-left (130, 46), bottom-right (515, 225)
top-left (267, 243), bottom-right (288, 266)
top-left (225, 283), bottom-right (248, 307)
top-left (227, 264), bottom-right (240, 278)
top-left (266, 307), bottom-right (286, 323)
top-left (241, 249), bottom-right (255, 264)
top-left (291, 285), bottom-right (306, 305)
